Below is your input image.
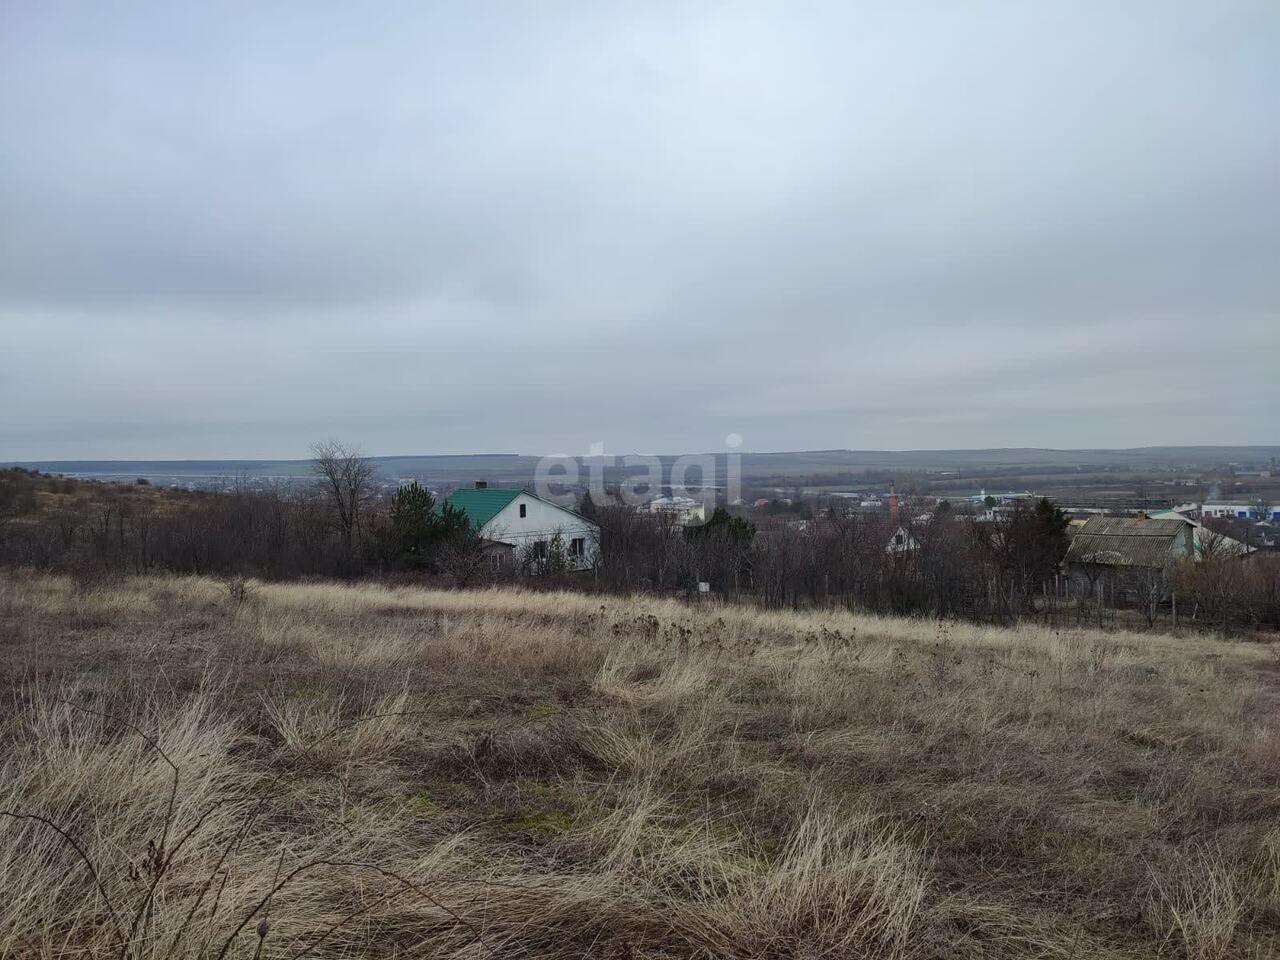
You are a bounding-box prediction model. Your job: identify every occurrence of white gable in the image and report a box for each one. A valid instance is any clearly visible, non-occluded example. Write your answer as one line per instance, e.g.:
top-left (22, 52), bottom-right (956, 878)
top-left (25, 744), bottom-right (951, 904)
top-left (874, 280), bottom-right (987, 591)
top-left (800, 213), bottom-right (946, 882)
top-left (480, 492), bottom-right (600, 569)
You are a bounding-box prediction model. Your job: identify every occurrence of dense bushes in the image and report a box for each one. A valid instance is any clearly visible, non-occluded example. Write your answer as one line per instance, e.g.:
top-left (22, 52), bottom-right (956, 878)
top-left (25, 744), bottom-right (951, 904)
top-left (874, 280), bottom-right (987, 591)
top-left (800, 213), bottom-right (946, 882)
top-left (592, 499), bottom-right (1276, 629)
top-left (1173, 554), bottom-right (1280, 631)
top-left (592, 500), bottom-right (1074, 622)
top-left (0, 471), bottom-right (487, 581)
top-left (0, 470), bottom-right (343, 578)
top-left (1, 469), bottom-right (1274, 630)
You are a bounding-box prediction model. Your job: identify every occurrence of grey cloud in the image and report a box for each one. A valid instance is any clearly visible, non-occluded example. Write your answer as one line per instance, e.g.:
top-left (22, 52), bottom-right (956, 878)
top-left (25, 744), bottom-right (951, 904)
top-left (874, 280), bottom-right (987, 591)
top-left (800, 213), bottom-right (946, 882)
top-left (1, 1), bottom-right (1277, 458)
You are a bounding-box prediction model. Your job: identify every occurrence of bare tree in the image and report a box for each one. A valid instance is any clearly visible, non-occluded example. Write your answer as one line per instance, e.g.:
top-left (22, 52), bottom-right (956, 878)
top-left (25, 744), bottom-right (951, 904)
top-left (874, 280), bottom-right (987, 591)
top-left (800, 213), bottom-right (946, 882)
top-left (438, 533), bottom-right (490, 586)
top-left (311, 440), bottom-right (375, 569)
top-left (1197, 524), bottom-right (1235, 561)
top-left (1125, 566), bottom-right (1170, 629)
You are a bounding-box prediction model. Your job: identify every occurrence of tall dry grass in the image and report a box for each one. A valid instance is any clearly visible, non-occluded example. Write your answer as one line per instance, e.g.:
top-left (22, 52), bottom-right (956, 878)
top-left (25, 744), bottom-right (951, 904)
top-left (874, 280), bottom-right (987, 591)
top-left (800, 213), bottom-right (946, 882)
top-left (0, 569), bottom-right (1278, 958)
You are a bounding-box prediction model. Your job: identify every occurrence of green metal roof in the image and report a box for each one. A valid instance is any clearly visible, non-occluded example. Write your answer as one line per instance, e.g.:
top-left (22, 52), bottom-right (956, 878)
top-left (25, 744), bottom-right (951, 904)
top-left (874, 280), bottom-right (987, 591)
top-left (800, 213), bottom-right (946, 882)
top-left (443, 488), bottom-right (520, 531)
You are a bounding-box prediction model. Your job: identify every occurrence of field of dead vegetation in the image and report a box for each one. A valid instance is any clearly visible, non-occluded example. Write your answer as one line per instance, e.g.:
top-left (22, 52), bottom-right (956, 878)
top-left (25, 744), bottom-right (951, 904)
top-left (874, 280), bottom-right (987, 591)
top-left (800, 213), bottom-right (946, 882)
top-left (1, 571), bottom-right (1279, 959)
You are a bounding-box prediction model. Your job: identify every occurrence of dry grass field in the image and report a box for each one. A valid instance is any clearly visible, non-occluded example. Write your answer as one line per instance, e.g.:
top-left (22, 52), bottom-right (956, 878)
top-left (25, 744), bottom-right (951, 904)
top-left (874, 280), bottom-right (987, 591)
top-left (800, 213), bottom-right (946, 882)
top-left (1, 571), bottom-right (1278, 959)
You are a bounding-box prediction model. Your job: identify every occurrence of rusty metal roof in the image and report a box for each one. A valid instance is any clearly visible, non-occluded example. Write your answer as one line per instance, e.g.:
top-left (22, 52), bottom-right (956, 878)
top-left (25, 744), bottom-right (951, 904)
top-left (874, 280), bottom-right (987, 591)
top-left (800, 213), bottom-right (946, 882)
top-left (1063, 517), bottom-right (1188, 568)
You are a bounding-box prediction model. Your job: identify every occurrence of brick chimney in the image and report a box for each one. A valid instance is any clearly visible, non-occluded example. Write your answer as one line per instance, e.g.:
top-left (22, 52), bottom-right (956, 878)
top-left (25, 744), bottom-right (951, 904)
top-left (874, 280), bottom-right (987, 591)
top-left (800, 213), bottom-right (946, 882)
top-left (888, 484), bottom-right (899, 523)
top-left (475, 480), bottom-right (488, 490)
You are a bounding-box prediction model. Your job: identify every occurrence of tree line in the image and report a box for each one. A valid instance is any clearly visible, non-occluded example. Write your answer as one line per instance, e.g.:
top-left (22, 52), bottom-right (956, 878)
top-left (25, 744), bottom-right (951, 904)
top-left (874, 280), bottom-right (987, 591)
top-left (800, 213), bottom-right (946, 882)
top-left (1, 448), bottom-right (1276, 631)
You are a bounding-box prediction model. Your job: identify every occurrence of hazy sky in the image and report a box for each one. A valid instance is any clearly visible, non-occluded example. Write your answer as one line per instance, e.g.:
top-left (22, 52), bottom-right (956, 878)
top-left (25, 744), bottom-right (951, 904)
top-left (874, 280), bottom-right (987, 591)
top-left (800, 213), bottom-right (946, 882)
top-left (2, 2), bottom-right (1277, 459)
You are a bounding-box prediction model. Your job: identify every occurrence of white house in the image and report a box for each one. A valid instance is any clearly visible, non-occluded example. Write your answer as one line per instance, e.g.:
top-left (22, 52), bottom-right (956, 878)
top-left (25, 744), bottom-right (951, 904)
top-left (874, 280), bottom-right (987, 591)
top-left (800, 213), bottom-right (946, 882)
top-left (1146, 509), bottom-right (1254, 558)
top-left (886, 525), bottom-right (919, 554)
top-left (646, 495), bottom-right (706, 526)
top-left (444, 483), bottom-right (600, 573)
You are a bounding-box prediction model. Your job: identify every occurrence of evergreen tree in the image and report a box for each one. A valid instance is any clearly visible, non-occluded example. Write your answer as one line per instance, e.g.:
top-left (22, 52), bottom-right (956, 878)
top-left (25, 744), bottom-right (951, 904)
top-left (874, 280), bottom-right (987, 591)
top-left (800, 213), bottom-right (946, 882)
top-left (436, 501), bottom-right (472, 543)
top-left (1032, 497), bottom-right (1070, 565)
top-left (1033, 497), bottom-right (1069, 538)
top-left (688, 506), bottom-right (755, 542)
top-left (384, 483), bottom-right (478, 572)
top-left (1003, 497), bottom-right (1070, 588)
top-left (388, 482), bottom-right (438, 568)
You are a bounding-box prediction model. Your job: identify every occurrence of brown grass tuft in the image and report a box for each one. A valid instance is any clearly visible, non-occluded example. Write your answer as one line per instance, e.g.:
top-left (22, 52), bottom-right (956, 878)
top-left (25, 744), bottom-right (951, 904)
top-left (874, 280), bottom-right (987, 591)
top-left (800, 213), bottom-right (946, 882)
top-left (1, 570), bottom-right (1278, 957)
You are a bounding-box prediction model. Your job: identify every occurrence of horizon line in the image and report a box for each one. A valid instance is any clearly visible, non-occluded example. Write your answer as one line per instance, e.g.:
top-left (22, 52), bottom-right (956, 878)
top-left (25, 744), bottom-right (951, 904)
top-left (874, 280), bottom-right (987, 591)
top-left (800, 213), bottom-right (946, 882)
top-left (6, 442), bottom-right (1280, 467)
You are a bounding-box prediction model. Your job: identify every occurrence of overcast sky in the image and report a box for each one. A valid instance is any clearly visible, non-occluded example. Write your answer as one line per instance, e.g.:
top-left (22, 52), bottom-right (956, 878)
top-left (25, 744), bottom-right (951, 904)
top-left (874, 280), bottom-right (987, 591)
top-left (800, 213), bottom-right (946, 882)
top-left (1, 2), bottom-right (1277, 460)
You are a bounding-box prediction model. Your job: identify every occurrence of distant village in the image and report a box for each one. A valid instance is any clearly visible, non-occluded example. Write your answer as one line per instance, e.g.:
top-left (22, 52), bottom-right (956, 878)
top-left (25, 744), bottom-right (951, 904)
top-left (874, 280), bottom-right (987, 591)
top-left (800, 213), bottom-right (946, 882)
top-left (42, 456), bottom-right (1280, 574)
top-left (354, 476), bottom-right (1278, 591)
top-left (5, 450), bottom-right (1277, 630)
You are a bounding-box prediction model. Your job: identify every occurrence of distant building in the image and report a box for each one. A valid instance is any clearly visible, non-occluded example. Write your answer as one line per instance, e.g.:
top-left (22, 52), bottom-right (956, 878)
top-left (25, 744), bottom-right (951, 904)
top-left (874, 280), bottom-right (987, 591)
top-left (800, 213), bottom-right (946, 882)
top-left (886, 525), bottom-right (919, 554)
top-left (976, 503), bottom-right (1019, 523)
top-left (961, 489), bottom-right (1039, 505)
top-left (444, 482), bottom-right (599, 572)
top-left (646, 495), bottom-right (706, 526)
top-left (1254, 522), bottom-right (1280, 551)
top-left (1202, 501), bottom-right (1280, 522)
top-left (645, 496), bottom-right (706, 527)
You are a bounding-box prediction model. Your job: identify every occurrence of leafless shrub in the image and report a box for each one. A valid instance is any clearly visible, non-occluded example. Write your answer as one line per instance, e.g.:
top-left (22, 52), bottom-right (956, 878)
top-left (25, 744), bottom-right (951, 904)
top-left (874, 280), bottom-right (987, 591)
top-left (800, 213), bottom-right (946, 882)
top-left (222, 573), bottom-right (255, 607)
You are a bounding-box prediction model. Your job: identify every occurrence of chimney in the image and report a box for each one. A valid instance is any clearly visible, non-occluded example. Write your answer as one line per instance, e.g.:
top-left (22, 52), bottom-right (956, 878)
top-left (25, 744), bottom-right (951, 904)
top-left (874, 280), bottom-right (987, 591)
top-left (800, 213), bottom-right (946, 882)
top-left (475, 480), bottom-right (488, 490)
top-left (888, 483), bottom-right (899, 523)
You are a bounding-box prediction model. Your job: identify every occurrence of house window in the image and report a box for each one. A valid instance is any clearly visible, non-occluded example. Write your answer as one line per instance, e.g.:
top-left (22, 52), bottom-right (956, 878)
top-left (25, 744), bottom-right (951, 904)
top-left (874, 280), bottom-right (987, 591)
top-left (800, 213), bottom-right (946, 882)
top-left (533, 540), bottom-right (547, 559)
top-left (519, 504), bottom-right (527, 518)
top-left (894, 533), bottom-right (904, 545)
top-left (570, 537), bottom-right (585, 557)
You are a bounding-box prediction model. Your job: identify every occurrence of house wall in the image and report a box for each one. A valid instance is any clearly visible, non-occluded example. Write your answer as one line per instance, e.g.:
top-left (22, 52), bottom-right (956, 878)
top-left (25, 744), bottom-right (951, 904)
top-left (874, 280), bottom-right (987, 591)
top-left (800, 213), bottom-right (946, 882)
top-left (885, 526), bottom-right (917, 554)
top-left (1174, 524), bottom-right (1194, 560)
top-left (480, 493), bottom-right (600, 571)
top-left (648, 500), bottom-right (706, 526)
top-left (480, 541), bottom-right (516, 573)
top-left (1152, 512), bottom-right (1253, 558)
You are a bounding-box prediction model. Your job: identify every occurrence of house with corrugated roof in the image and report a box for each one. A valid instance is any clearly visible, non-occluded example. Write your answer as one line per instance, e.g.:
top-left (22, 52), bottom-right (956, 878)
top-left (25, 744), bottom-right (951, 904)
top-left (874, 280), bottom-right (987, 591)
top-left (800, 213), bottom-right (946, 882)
top-left (444, 482), bottom-right (600, 573)
top-left (1062, 516), bottom-right (1193, 583)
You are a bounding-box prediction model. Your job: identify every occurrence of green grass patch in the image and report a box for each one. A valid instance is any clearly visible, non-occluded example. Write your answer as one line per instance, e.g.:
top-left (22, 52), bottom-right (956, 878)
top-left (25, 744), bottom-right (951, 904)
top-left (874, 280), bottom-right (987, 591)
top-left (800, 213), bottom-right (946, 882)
top-left (526, 701), bottom-right (562, 721)
top-left (402, 792), bottom-right (441, 816)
